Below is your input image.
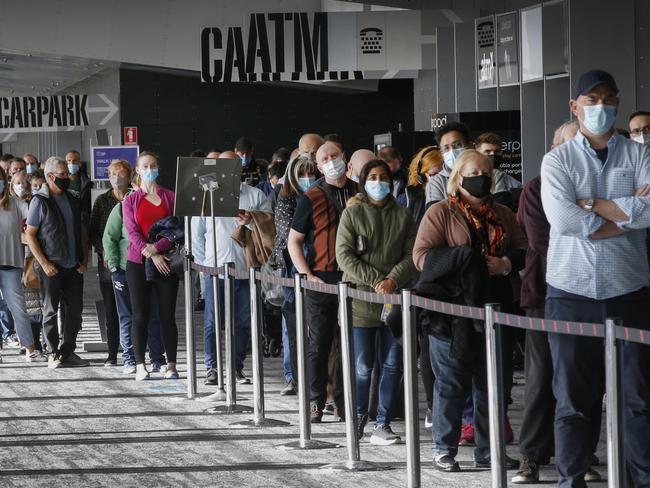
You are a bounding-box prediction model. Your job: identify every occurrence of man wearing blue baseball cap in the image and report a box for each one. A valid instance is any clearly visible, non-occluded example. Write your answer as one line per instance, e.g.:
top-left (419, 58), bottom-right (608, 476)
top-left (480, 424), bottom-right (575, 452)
top-left (540, 69), bottom-right (650, 487)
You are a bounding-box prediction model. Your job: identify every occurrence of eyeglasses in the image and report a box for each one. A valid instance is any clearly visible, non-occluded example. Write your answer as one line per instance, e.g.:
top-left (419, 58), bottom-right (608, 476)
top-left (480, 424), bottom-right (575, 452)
top-left (52, 172), bottom-right (70, 178)
top-left (630, 125), bottom-right (650, 136)
top-left (440, 140), bottom-right (466, 154)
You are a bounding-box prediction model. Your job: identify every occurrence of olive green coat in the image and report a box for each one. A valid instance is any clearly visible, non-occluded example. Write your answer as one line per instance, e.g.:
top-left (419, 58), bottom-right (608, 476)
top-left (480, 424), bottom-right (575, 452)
top-left (335, 193), bottom-right (418, 327)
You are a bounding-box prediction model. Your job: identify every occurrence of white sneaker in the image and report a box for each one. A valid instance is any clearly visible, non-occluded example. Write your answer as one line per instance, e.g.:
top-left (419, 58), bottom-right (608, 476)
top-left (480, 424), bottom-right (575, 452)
top-left (135, 368), bottom-right (150, 381)
top-left (26, 350), bottom-right (47, 363)
top-left (123, 364), bottom-right (137, 375)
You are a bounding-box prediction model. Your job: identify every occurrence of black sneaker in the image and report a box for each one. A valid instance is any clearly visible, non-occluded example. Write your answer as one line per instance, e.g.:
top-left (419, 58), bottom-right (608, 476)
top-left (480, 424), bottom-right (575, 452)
top-left (205, 369), bottom-right (218, 385)
top-left (310, 403), bottom-right (323, 423)
top-left (512, 458), bottom-right (539, 484)
top-left (323, 402), bottom-right (335, 415)
top-left (475, 455), bottom-right (520, 470)
top-left (60, 352), bottom-right (90, 367)
top-left (236, 369), bottom-right (251, 385)
top-left (370, 424), bottom-right (401, 445)
top-left (280, 380), bottom-right (297, 396)
top-left (357, 414), bottom-right (369, 441)
top-left (433, 454), bottom-right (460, 472)
top-left (104, 356), bottom-right (117, 367)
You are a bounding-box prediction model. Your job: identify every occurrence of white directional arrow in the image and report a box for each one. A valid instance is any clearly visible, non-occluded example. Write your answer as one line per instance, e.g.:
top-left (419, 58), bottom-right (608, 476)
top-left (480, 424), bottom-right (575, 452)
top-left (87, 94), bottom-right (118, 126)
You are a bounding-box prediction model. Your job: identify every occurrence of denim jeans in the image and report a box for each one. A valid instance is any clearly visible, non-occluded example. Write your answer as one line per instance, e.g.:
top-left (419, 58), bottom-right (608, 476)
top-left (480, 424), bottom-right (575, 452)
top-left (282, 316), bottom-right (293, 382)
top-left (0, 295), bottom-right (15, 338)
top-left (0, 268), bottom-right (35, 347)
top-left (202, 276), bottom-right (251, 372)
top-left (546, 286), bottom-right (650, 488)
top-left (112, 268), bottom-right (165, 367)
top-left (429, 334), bottom-right (490, 460)
top-left (353, 326), bottom-right (402, 426)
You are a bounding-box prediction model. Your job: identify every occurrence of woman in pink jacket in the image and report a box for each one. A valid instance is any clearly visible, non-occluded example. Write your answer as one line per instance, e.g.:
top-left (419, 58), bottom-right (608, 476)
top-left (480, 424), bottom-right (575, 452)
top-left (122, 152), bottom-right (178, 381)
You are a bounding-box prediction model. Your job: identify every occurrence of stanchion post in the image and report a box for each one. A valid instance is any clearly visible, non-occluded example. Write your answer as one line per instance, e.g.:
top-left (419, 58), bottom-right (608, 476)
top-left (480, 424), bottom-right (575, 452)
top-left (605, 318), bottom-right (625, 488)
top-left (278, 274), bottom-right (338, 449)
top-left (183, 216), bottom-right (197, 399)
top-left (231, 268), bottom-right (289, 428)
top-left (322, 282), bottom-right (391, 471)
top-left (204, 262), bottom-right (252, 415)
top-left (484, 303), bottom-right (506, 488)
top-left (402, 290), bottom-right (420, 488)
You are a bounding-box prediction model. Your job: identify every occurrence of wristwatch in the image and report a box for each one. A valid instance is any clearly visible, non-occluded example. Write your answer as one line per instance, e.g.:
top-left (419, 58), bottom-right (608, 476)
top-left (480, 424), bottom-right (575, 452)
top-left (583, 199), bottom-right (595, 211)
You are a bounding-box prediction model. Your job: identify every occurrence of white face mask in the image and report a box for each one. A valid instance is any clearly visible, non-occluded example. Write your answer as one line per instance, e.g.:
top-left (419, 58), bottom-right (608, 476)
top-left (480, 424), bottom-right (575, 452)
top-left (632, 133), bottom-right (650, 145)
top-left (13, 183), bottom-right (25, 198)
top-left (443, 147), bottom-right (465, 171)
top-left (322, 158), bottom-right (347, 180)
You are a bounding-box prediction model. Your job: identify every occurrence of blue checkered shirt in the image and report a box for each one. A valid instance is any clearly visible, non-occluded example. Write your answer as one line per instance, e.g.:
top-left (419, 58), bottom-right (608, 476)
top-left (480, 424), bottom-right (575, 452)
top-left (541, 131), bottom-right (650, 300)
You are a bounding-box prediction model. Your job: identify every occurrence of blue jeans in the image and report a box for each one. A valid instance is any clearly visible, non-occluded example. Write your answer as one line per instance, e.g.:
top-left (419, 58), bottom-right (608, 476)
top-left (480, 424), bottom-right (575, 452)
top-left (429, 334), bottom-right (490, 460)
top-left (203, 276), bottom-right (251, 372)
top-left (0, 295), bottom-right (15, 338)
top-left (353, 326), bottom-right (403, 426)
top-left (282, 316), bottom-right (293, 382)
top-left (112, 268), bottom-right (165, 367)
top-left (0, 268), bottom-right (34, 347)
top-left (546, 285), bottom-right (650, 488)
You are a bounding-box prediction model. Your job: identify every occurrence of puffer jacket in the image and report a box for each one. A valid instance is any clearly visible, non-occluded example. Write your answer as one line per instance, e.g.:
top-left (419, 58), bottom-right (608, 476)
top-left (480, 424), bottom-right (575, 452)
top-left (335, 193), bottom-right (417, 327)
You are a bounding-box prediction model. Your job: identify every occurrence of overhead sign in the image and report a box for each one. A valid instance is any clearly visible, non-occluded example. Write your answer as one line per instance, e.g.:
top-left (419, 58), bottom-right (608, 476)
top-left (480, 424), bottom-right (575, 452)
top-left (91, 145), bottom-right (139, 181)
top-left (476, 16), bottom-right (497, 90)
top-left (200, 10), bottom-right (429, 82)
top-left (0, 94), bottom-right (118, 134)
top-left (497, 13), bottom-right (519, 86)
top-left (124, 126), bottom-right (138, 145)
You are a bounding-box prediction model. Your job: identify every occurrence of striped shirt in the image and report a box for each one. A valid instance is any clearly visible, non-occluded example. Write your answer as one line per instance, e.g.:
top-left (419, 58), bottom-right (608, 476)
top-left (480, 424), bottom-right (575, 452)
top-left (541, 131), bottom-right (650, 300)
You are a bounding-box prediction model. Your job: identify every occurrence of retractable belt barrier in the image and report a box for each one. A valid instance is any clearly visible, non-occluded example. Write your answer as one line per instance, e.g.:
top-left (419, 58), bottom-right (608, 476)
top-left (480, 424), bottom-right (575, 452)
top-left (181, 261), bottom-right (648, 488)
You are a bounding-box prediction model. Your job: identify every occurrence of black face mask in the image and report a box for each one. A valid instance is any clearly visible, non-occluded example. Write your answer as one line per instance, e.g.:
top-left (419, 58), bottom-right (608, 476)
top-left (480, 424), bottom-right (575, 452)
top-left (53, 177), bottom-right (70, 192)
top-left (489, 154), bottom-right (503, 168)
top-left (461, 174), bottom-right (492, 198)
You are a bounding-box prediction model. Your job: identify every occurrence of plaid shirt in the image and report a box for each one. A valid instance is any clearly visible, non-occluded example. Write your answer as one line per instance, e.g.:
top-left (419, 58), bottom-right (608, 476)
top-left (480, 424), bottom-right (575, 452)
top-left (541, 131), bottom-right (650, 300)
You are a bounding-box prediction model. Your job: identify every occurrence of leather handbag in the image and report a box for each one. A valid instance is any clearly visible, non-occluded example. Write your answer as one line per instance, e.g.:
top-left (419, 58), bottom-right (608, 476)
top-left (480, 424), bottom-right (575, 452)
top-left (22, 256), bottom-right (41, 289)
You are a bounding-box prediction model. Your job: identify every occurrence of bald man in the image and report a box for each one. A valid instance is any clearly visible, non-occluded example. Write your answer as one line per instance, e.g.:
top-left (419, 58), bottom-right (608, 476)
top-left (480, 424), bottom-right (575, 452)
top-left (219, 150), bottom-right (237, 159)
top-left (348, 149), bottom-right (376, 182)
top-left (298, 133), bottom-right (324, 161)
top-left (207, 151), bottom-right (221, 159)
top-left (287, 140), bottom-right (358, 422)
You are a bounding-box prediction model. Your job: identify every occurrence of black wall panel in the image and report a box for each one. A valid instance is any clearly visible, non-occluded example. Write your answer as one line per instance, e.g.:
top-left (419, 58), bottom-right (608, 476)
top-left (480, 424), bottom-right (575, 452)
top-left (120, 68), bottom-right (414, 189)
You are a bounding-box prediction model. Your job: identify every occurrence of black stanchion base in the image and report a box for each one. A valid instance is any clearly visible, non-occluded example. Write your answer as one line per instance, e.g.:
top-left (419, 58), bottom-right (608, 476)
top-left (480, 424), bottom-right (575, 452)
top-left (229, 417), bottom-right (291, 429)
top-left (277, 439), bottom-right (343, 450)
top-left (204, 404), bottom-right (254, 414)
top-left (321, 460), bottom-right (393, 471)
top-left (196, 390), bottom-right (227, 402)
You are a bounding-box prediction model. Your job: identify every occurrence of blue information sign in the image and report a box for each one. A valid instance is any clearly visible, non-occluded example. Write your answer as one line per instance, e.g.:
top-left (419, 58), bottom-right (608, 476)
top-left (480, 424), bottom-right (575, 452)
top-left (91, 145), bottom-right (139, 180)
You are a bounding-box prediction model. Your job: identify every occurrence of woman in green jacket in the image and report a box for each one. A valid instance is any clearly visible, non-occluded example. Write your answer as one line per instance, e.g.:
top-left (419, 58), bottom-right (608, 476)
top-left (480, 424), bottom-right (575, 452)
top-left (335, 159), bottom-right (417, 446)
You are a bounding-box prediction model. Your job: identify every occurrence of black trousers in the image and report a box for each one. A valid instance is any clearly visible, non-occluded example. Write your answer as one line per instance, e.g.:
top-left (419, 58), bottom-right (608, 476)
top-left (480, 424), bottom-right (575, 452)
top-left (518, 308), bottom-right (603, 465)
top-left (39, 266), bottom-right (83, 356)
top-left (126, 261), bottom-right (179, 364)
top-left (305, 289), bottom-right (343, 410)
top-left (98, 276), bottom-right (119, 358)
top-left (418, 328), bottom-right (435, 410)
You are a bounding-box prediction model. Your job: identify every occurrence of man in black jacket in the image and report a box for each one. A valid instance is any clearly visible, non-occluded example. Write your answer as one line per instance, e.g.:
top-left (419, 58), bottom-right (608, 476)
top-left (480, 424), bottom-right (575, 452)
top-left (25, 156), bottom-right (89, 368)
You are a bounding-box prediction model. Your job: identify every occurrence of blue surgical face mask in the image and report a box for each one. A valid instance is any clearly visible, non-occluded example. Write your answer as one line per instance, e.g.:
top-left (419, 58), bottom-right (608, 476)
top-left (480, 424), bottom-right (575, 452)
top-left (140, 168), bottom-right (159, 183)
top-left (351, 175), bottom-right (360, 183)
top-left (365, 180), bottom-right (391, 201)
top-left (297, 176), bottom-right (315, 192)
top-left (240, 155), bottom-right (251, 166)
top-left (68, 163), bottom-right (80, 175)
top-left (443, 147), bottom-right (465, 171)
top-left (26, 163), bottom-right (37, 174)
top-left (582, 104), bottom-right (616, 136)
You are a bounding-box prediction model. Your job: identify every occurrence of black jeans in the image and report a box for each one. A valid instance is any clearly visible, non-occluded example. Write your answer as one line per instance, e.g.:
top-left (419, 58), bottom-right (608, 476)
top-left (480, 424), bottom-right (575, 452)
top-left (98, 274), bottom-right (119, 358)
top-left (546, 286), bottom-right (650, 487)
top-left (39, 266), bottom-right (83, 356)
top-left (305, 288), bottom-right (343, 410)
top-left (418, 328), bottom-right (435, 410)
top-left (126, 261), bottom-right (179, 364)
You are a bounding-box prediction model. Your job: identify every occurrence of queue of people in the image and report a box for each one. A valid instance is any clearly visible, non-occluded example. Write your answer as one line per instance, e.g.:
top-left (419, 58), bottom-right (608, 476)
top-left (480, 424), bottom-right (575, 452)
top-left (1, 67), bottom-right (649, 488)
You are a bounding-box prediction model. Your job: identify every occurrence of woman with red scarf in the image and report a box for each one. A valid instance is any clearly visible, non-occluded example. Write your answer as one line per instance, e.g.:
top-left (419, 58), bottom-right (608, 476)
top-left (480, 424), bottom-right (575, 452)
top-left (412, 149), bottom-right (527, 473)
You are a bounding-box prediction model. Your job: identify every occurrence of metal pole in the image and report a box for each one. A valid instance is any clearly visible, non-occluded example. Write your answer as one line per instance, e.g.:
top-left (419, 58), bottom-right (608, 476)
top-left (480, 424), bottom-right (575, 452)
top-left (278, 274), bottom-right (339, 450)
top-left (484, 303), bottom-right (506, 488)
top-left (322, 283), bottom-right (391, 471)
top-left (231, 268), bottom-right (288, 428)
top-left (210, 193), bottom-right (225, 397)
top-left (605, 318), bottom-right (625, 488)
top-left (205, 262), bottom-right (252, 414)
top-left (183, 216), bottom-right (197, 399)
top-left (402, 290), bottom-right (420, 488)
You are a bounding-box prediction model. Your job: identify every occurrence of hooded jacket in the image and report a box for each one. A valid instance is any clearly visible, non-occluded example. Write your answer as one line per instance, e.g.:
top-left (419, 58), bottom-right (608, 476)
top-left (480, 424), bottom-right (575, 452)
top-left (335, 193), bottom-right (417, 327)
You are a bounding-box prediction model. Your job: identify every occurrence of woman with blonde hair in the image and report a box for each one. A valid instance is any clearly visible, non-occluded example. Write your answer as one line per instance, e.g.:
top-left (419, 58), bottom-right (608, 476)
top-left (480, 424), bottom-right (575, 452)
top-left (397, 146), bottom-right (443, 225)
top-left (413, 149), bottom-right (526, 472)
